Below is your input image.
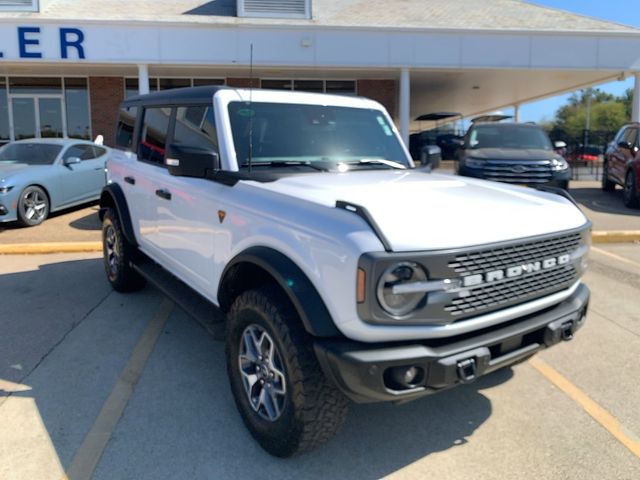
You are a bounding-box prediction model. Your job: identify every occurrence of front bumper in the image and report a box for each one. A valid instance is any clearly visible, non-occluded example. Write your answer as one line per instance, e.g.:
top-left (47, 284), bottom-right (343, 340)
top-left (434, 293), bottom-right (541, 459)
top-left (315, 283), bottom-right (589, 403)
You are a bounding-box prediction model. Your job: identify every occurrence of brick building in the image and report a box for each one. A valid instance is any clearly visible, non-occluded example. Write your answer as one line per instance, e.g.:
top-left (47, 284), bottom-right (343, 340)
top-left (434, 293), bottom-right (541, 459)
top-left (0, 0), bottom-right (639, 147)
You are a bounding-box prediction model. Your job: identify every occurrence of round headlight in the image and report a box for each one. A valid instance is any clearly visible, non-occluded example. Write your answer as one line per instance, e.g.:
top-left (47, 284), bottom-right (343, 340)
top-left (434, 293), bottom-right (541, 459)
top-left (376, 262), bottom-right (427, 317)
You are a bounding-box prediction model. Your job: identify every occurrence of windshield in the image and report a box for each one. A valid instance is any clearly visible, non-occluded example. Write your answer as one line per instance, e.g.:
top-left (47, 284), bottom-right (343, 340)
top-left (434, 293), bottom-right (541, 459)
top-left (0, 143), bottom-right (63, 165)
top-left (228, 102), bottom-right (410, 169)
top-left (468, 125), bottom-right (552, 150)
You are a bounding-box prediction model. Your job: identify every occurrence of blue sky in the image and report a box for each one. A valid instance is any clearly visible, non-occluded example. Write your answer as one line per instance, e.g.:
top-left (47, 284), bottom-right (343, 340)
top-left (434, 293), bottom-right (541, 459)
top-left (513, 1), bottom-right (639, 123)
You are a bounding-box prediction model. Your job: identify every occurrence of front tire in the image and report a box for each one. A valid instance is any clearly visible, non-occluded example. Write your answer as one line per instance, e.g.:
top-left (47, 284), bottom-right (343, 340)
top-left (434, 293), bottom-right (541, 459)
top-left (623, 171), bottom-right (639, 208)
top-left (102, 208), bottom-right (146, 292)
top-left (602, 162), bottom-right (615, 192)
top-left (17, 185), bottom-right (49, 227)
top-left (226, 286), bottom-right (348, 457)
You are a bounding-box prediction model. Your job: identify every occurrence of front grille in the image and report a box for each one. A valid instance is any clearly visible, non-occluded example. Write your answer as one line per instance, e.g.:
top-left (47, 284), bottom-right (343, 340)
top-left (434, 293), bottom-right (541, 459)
top-left (445, 232), bottom-right (582, 317)
top-left (483, 161), bottom-right (552, 184)
top-left (449, 232), bottom-right (581, 275)
top-left (444, 266), bottom-right (575, 316)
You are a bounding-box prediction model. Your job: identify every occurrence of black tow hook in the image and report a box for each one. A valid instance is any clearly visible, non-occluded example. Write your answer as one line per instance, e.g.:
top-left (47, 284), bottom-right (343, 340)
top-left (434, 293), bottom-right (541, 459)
top-left (456, 358), bottom-right (477, 383)
top-left (561, 321), bottom-right (574, 341)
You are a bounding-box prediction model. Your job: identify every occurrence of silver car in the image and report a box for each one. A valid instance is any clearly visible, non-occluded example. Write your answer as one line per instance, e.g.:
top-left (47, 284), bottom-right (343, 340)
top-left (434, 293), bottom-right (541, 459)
top-left (0, 139), bottom-right (110, 227)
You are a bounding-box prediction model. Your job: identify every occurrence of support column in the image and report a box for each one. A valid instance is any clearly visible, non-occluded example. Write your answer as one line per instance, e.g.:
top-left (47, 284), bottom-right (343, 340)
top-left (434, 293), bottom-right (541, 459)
top-left (633, 72), bottom-right (640, 122)
top-left (514, 104), bottom-right (521, 123)
top-left (399, 68), bottom-right (410, 147)
top-left (138, 64), bottom-right (150, 95)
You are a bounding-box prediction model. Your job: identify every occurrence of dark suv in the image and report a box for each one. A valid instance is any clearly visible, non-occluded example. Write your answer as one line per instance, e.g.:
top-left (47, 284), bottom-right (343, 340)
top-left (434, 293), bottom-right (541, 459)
top-left (602, 123), bottom-right (640, 208)
top-left (457, 123), bottom-right (570, 189)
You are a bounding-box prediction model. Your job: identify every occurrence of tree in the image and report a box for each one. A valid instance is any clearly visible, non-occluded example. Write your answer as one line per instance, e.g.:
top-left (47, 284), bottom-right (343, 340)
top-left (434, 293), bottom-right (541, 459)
top-left (548, 88), bottom-right (630, 145)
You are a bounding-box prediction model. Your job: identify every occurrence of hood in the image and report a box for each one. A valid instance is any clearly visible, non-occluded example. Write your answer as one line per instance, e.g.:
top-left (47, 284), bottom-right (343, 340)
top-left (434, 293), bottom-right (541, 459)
top-left (0, 163), bottom-right (50, 183)
top-left (245, 170), bottom-right (588, 251)
top-left (0, 163), bottom-right (31, 177)
top-left (466, 148), bottom-right (556, 161)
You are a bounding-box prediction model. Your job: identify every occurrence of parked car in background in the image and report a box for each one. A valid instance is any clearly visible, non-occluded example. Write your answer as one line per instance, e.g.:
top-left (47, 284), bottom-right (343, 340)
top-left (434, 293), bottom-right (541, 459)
top-left (0, 139), bottom-right (110, 226)
top-left (567, 144), bottom-right (604, 165)
top-left (602, 123), bottom-right (640, 208)
top-left (457, 122), bottom-right (571, 189)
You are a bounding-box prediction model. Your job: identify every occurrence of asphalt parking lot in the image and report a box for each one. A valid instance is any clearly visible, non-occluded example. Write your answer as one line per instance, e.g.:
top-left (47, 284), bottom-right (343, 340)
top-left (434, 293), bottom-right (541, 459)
top-left (1, 175), bottom-right (640, 479)
top-left (0, 247), bottom-right (639, 479)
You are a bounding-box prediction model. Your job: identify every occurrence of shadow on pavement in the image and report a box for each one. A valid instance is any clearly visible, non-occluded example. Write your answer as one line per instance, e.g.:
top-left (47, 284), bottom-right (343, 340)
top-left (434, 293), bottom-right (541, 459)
top-left (68, 210), bottom-right (101, 231)
top-left (92, 307), bottom-right (512, 479)
top-left (570, 188), bottom-right (640, 217)
top-left (0, 257), bottom-right (510, 479)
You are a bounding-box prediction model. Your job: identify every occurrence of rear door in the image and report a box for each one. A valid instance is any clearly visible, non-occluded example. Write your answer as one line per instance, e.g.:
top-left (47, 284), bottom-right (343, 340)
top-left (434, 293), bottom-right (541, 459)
top-left (152, 104), bottom-right (222, 298)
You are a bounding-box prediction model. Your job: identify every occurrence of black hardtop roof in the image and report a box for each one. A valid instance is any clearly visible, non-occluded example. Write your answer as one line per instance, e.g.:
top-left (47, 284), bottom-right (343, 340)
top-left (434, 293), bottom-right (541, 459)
top-left (122, 85), bottom-right (230, 107)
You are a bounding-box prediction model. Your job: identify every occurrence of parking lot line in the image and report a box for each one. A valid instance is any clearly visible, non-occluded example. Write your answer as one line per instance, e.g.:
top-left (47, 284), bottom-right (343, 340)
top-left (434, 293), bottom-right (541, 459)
top-left (62, 298), bottom-right (174, 480)
top-left (529, 356), bottom-right (640, 459)
top-left (591, 246), bottom-right (640, 269)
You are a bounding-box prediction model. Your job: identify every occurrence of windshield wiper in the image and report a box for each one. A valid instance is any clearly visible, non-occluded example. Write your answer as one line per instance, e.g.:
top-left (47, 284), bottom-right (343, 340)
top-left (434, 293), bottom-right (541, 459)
top-left (342, 158), bottom-right (407, 170)
top-left (240, 160), bottom-right (329, 172)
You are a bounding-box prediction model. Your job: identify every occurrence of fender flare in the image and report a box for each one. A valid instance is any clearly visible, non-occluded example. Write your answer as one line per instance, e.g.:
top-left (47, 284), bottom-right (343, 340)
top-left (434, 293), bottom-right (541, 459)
top-left (99, 183), bottom-right (138, 247)
top-left (219, 246), bottom-right (342, 338)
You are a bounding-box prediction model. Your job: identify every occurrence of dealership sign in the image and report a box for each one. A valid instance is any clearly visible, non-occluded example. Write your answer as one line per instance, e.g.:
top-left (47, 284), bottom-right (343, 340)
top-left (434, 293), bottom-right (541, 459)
top-left (0, 26), bottom-right (85, 59)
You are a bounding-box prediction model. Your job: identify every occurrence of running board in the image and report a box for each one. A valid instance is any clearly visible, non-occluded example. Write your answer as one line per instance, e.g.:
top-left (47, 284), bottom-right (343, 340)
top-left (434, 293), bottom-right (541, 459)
top-left (132, 255), bottom-right (226, 341)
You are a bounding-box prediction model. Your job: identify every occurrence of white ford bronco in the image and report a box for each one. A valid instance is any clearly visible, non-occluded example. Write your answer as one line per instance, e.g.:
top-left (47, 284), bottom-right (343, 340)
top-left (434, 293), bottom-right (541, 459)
top-left (99, 86), bottom-right (590, 457)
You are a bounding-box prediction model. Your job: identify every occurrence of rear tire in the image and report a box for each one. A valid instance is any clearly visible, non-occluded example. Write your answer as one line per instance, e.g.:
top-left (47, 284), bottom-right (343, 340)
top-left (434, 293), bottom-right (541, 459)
top-left (601, 162), bottom-right (615, 192)
top-left (102, 208), bottom-right (146, 292)
top-left (623, 171), bottom-right (639, 209)
top-left (226, 286), bottom-right (348, 457)
top-left (17, 185), bottom-right (49, 227)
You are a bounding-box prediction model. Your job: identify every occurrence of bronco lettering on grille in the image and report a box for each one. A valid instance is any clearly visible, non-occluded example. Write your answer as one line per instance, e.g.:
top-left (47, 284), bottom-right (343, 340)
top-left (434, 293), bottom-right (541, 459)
top-left (462, 254), bottom-right (570, 288)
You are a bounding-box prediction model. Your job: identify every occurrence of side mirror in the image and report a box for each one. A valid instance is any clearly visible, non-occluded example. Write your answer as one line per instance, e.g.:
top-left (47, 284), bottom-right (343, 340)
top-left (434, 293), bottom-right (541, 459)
top-left (618, 141), bottom-right (633, 150)
top-left (166, 144), bottom-right (219, 178)
top-left (420, 145), bottom-right (442, 170)
top-left (63, 156), bottom-right (81, 166)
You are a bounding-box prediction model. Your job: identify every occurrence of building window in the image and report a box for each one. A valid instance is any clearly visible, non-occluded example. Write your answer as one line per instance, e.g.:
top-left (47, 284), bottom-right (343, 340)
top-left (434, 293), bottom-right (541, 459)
top-left (2, 76), bottom-right (91, 141)
top-left (0, 1), bottom-right (39, 12)
top-left (125, 78), bottom-right (225, 98)
top-left (0, 79), bottom-right (9, 144)
top-left (261, 79), bottom-right (356, 95)
top-left (64, 78), bottom-right (90, 140)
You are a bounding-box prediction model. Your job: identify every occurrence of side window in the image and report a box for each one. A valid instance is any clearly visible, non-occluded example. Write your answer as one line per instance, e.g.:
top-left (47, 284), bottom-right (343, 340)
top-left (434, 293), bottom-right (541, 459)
top-left (623, 128), bottom-right (637, 147)
top-left (93, 146), bottom-right (107, 158)
top-left (63, 144), bottom-right (90, 160)
top-left (614, 127), bottom-right (626, 144)
top-left (173, 105), bottom-right (218, 152)
top-left (139, 107), bottom-right (171, 165)
top-left (115, 106), bottom-right (137, 151)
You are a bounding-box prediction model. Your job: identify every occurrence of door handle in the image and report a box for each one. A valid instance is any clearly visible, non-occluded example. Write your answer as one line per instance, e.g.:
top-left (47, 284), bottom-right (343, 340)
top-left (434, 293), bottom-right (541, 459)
top-left (155, 189), bottom-right (172, 200)
top-left (124, 176), bottom-right (136, 185)
top-left (94, 167), bottom-right (103, 171)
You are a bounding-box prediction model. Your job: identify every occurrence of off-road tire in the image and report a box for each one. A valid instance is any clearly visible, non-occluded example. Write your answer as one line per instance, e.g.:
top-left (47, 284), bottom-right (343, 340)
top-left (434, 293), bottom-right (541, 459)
top-left (226, 286), bottom-right (349, 457)
top-left (102, 208), bottom-right (146, 292)
top-left (601, 163), bottom-right (616, 192)
top-left (17, 185), bottom-right (49, 227)
top-left (623, 171), bottom-right (639, 209)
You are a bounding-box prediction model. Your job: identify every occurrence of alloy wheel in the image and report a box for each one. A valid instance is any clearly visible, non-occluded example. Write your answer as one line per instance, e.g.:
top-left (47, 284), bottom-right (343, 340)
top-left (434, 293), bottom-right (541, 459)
top-left (104, 224), bottom-right (120, 277)
top-left (21, 190), bottom-right (47, 222)
top-left (238, 324), bottom-right (287, 421)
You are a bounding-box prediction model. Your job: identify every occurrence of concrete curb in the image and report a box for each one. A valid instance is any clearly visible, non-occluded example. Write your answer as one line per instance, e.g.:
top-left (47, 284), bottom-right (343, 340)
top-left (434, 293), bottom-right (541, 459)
top-left (0, 230), bottom-right (638, 254)
top-left (0, 241), bottom-right (102, 254)
top-left (592, 231), bottom-right (640, 244)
